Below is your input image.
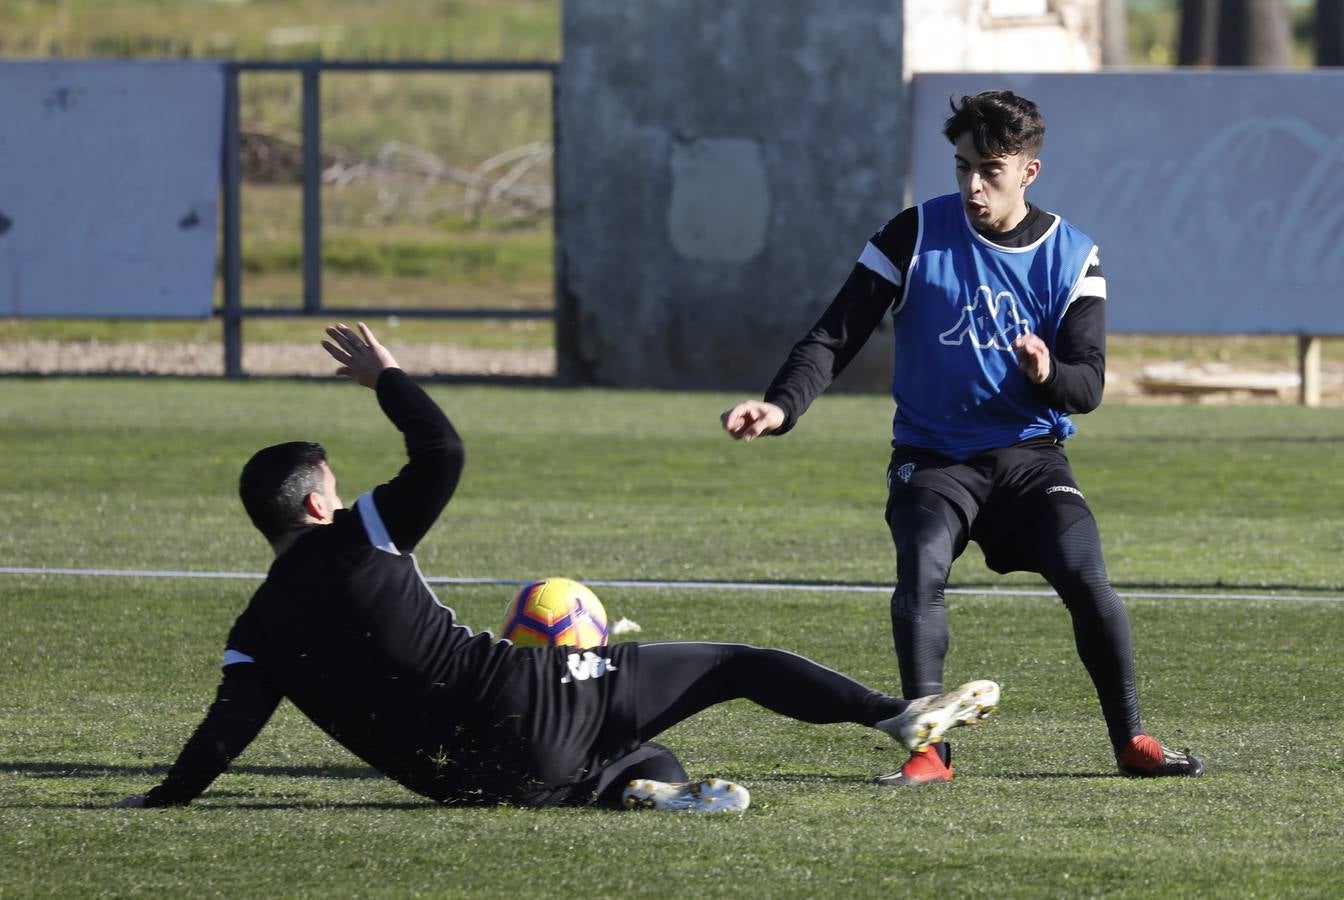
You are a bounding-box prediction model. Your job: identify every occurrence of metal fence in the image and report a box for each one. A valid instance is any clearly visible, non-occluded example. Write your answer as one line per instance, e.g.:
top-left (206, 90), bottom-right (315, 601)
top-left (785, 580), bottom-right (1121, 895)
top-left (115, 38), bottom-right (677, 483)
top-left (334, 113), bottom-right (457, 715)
top-left (220, 59), bottom-right (560, 377)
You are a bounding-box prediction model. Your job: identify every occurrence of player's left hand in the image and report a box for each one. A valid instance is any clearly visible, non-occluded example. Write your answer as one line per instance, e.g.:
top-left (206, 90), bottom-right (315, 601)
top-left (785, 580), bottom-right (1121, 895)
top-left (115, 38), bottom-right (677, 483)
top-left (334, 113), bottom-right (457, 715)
top-left (322, 322), bottom-right (401, 389)
top-left (1012, 332), bottom-right (1051, 384)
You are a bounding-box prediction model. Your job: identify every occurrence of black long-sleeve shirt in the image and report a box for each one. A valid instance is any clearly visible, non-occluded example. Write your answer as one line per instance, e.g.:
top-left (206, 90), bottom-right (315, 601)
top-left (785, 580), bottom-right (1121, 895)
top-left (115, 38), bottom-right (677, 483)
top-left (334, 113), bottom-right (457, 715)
top-left (764, 203), bottom-right (1106, 436)
top-left (144, 368), bottom-right (513, 807)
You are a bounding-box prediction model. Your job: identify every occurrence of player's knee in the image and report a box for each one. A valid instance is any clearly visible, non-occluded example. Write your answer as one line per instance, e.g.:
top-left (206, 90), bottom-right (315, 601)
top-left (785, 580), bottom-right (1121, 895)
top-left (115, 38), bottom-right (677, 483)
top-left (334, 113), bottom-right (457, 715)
top-left (893, 534), bottom-right (955, 599)
top-left (1047, 557), bottom-right (1127, 622)
top-left (892, 542), bottom-right (951, 619)
top-left (888, 495), bottom-right (961, 620)
top-left (890, 581), bottom-right (947, 620)
top-left (1052, 577), bottom-right (1113, 616)
top-left (716, 644), bottom-right (792, 684)
top-left (892, 505), bottom-right (957, 574)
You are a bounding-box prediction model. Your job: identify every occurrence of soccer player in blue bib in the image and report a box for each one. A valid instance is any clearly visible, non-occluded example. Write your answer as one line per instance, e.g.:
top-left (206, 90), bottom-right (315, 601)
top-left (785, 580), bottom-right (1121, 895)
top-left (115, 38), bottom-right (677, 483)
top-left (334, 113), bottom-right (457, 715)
top-left (722, 91), bottom-right (1203, 785)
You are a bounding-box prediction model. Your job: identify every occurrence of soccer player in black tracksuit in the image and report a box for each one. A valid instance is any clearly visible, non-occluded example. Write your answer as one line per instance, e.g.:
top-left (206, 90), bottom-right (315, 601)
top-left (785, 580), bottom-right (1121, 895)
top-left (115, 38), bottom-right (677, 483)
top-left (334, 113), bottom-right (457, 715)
top-left (115, 322), bottom-right (1000, 813)
top-left (722, 91), bottom-right (1203, 786)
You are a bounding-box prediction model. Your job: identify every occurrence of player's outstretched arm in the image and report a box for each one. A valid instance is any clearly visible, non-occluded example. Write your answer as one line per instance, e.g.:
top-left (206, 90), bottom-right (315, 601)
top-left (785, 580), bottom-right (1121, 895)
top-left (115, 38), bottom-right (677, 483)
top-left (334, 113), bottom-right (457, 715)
top-left (327, 322), bottom-right (466, 554)
top-left (721, 400), bottom-right (785, 442)
top-left (322, 321), bottom-right (400, 387)
top-left (111, 663), bottom-right (282, 808)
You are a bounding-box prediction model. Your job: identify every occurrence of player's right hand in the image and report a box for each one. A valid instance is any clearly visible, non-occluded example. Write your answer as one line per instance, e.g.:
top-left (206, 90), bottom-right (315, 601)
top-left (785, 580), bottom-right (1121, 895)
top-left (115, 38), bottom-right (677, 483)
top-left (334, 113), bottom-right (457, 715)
top-left (720, 400), bottom-right (785, 442)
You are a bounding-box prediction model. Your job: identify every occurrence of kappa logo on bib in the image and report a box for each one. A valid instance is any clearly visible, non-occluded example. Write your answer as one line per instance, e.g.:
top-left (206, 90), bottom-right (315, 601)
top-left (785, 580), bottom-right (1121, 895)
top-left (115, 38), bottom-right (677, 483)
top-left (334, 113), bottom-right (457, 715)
top-left (561, 650), bottom-right (617, 684)
top-left (939, 284), bottom-right (1031, 352)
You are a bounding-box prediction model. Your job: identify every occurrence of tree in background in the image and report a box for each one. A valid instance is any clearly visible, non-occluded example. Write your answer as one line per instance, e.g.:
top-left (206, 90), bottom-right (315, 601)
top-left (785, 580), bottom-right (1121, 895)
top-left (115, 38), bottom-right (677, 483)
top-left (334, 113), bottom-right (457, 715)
top-left (1215, 0), bottom-right (1293, 65)
top-left (1100, 0), bottom-right (1128, 64)
top-left (1177, 0), bottom-right (1218, 65)
top-left (1319, 0), bottom-right (1344, 64)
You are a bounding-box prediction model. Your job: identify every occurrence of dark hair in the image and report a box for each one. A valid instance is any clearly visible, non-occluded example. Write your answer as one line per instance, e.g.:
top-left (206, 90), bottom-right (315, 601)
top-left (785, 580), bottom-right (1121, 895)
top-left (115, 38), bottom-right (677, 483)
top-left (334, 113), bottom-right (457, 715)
top-left (239, 441), bottom-right (328, 542)
top-left (942, 91), bottom-right (1045, 158)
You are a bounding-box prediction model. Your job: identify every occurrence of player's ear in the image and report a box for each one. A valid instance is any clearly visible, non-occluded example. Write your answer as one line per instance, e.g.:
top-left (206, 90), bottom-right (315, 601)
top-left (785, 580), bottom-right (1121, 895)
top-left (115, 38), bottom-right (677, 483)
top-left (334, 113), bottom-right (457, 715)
top-left (303, 491), bottom-right (331, 523)
top-left (1021, 157), bottom-right (1041, 189)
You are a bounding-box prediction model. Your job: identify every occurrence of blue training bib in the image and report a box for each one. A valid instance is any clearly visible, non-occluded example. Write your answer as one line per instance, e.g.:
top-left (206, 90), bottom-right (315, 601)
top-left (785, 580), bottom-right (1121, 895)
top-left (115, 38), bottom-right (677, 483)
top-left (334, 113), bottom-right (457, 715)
top-left (890, 193), bottom-right (1098, 460)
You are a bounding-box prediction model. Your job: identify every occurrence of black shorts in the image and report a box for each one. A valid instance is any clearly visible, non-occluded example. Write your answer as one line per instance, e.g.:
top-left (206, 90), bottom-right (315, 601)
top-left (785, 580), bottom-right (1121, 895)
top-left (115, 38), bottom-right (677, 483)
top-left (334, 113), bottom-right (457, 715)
top-left (460, 641), bottom-right (645, 807)
top-left (885, 436), bottom-right (1093, 574)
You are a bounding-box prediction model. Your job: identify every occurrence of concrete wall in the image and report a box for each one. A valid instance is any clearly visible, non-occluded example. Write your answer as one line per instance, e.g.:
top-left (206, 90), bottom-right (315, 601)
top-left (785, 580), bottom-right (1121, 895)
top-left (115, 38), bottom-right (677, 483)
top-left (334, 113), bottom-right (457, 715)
top-left (557, 0), bottom-right (904, 390)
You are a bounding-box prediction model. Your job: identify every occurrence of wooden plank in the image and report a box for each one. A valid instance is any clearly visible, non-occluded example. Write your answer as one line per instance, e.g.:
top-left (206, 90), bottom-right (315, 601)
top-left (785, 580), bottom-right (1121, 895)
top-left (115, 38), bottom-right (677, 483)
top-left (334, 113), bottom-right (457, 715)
top-left (1299, 335), bottom-right (1322, 407)
top-left (1137, 364), bottom-right (1300, 398)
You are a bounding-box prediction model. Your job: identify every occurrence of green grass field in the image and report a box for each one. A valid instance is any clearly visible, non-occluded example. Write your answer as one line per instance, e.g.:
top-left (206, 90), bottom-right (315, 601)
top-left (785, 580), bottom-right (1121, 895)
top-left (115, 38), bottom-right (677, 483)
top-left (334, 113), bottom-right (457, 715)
top-left (3, 378), bottom-right (1343, 897)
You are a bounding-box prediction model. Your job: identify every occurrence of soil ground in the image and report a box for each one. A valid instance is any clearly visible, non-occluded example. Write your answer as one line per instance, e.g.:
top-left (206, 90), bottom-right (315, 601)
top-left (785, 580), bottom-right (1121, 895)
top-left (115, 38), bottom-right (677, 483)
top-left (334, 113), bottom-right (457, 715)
top-left (3, 338), bottom-right (1341, 406)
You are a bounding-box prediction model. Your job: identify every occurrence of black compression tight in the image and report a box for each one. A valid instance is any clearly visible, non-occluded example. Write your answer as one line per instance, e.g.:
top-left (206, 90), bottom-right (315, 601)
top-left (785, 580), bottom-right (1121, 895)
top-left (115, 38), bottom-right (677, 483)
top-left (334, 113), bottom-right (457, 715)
top-left (888, 489), bottom-right (1142, 753)
top-left (1037, 512), bottom-right (1142, 752)
top-left (631, 642), bottom-right (906, 742)
top-left (888, 492), bottom-right (963, 700)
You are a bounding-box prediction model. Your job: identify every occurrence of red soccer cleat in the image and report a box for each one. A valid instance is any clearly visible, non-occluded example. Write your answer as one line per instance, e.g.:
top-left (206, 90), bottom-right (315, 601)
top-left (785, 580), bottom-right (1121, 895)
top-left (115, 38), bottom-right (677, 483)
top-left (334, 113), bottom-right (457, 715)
top-left (1116, 734), bottom-right (1205, 777)
top-left (873, 744), bottom-right (954, 786)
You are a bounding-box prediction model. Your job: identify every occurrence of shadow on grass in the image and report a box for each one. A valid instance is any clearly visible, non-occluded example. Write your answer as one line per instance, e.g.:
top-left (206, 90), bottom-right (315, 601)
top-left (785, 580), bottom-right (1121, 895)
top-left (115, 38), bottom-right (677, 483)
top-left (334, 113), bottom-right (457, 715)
top-left (756, 772), bottom-right (878, 785)
top-left (0, 799), bottom-right (440, 811)
top-left (5, 761), bottom-right (381, 780)
top-left (186, 800), bottom-right (439, 810)
top-left (4, 763), bottom-right (444, 811)
top-left (755, 769), bottom-right (1124, 783)
top-left (987, 771), bottom-right (1119, 780)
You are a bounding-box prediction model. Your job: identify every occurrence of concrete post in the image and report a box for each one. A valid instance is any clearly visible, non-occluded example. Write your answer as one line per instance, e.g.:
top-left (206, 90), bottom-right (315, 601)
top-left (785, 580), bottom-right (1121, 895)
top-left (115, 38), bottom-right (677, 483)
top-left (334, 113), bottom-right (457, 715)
top-left (558, 0), bottom-right (905, 390)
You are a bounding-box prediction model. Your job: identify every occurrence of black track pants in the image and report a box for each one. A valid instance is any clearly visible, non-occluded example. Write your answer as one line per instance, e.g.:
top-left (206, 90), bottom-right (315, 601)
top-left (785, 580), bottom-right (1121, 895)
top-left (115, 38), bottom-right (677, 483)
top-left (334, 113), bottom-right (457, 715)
top-left (631, 642), bottom-right (906, 741)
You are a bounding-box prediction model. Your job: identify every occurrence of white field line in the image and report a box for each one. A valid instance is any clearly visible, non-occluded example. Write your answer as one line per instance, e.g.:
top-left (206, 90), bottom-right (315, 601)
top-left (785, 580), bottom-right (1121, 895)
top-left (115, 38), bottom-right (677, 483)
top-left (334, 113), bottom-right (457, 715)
top-left (1, 565), bottom-right (1341, 604)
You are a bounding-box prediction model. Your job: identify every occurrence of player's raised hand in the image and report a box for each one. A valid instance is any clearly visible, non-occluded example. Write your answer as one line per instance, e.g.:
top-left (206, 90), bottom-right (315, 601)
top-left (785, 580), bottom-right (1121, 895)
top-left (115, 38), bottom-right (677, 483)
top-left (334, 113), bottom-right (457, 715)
top-left (1011, 332), bottom-right (1051, 384)
top-left (721, 400), bottom-right (785, 442)
top-left (322, 322), bottom-right (401, 389)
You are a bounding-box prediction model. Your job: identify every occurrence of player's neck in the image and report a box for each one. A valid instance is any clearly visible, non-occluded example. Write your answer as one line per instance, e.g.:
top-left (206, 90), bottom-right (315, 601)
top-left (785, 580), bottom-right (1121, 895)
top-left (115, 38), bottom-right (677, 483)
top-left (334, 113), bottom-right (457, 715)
top-left (270, 523), bottom-right (319, 557)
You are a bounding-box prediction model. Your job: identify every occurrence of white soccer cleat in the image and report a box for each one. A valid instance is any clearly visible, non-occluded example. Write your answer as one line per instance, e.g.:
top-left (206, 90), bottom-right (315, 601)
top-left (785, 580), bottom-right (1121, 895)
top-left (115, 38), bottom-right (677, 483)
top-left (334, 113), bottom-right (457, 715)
top-left (877, 679), bottom-right (1001, 752)
top-left (620, 777), bottom-right (750, 813)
